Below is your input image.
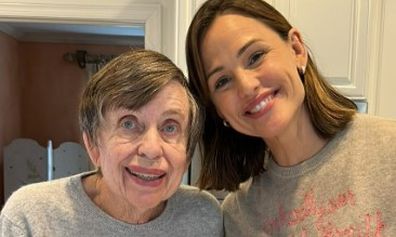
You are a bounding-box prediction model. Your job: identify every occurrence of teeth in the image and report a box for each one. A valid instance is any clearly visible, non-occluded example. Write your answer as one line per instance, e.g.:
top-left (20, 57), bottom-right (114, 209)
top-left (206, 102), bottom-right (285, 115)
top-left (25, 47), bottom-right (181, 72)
top-left (249, 95), bottom-right (273, 114)
top-left (128, 169), bottom-right (164, 181)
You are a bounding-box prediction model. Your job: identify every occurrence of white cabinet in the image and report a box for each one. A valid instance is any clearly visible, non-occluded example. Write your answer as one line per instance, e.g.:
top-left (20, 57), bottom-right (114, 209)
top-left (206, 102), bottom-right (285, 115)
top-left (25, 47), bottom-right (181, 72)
top-left (269, 0), bottom-right (395, 118)
top-left (284, 1), bottom-right (371, 100)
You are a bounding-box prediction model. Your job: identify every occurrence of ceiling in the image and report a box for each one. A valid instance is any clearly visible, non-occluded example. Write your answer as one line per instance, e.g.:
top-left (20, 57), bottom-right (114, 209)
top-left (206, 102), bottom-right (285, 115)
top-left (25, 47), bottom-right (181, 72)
top-left (0, 22), bottom-right (144, 46)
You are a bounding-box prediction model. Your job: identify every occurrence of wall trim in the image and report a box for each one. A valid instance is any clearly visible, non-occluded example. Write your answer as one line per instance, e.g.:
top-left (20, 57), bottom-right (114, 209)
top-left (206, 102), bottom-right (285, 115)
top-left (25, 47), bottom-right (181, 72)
top-left (0, 1), bottom-right (162, 52)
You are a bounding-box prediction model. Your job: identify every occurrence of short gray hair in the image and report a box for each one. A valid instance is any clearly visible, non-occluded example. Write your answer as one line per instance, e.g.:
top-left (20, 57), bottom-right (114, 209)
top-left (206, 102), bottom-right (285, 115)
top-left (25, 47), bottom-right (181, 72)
top-left (79, 48), bottom-right (202, 159)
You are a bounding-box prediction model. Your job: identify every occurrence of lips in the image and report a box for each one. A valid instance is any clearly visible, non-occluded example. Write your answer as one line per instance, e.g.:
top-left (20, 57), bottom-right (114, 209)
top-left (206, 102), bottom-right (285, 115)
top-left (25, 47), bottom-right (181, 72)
top-left (245, 90), bottom-right (277, 115)
top-left (248, 94), bottom-right (274, 114)
top-left (126, 167), bottom-right (166, 182)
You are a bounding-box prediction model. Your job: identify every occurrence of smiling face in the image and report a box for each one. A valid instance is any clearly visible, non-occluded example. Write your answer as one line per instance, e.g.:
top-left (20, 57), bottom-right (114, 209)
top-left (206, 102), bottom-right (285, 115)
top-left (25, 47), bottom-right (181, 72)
top-left (86, 81), bottom-right (189, 217)
top-left (201, 14), bottom-right (308, 141)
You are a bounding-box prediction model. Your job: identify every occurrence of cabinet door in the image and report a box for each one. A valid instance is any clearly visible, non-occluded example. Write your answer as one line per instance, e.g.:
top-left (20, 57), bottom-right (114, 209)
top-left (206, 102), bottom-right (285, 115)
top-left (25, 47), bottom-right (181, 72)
top-left (273, 0), bottom-right (370, 99)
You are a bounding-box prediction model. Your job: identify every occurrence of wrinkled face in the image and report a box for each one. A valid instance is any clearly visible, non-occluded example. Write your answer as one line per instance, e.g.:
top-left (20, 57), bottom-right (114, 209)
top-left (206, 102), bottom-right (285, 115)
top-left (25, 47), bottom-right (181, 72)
top-left (91, 81), bottom-right (189, 211)
top-left (200, 14), bottom-right (307, 140)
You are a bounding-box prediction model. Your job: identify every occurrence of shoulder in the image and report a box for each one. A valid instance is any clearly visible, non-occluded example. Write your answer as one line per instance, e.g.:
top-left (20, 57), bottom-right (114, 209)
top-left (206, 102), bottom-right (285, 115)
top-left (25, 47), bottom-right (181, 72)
top-left (175, 185), bottom-right (221, 208)
top-left (336, 114), bottom-right (396, 166)
top-left (346, 114), bottom-right (396, 146)
top-left (221, 180), bottom-right (256, 237)
top-left (1, 177), bottom-right (69, 233)
top-left (5, 176), bottom-right (69, 204)
top-left (222, 178), bottom-right (253, 211)
top-left (352, 114), bottom-right (396, 134)
top-left (169, 185), bottom-right (223, 235)
top-left (170, 185), bottom-right (222, 218)
top-left (158, 186), bottom-right (224, 236)
top-left (1, 174), bottom-right (82, 220)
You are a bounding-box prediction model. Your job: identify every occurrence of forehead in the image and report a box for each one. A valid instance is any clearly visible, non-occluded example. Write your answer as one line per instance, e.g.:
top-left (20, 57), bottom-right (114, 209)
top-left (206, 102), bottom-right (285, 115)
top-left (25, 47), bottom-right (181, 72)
top-left (204, 14), bottom-right (279, 45)
top-left (200, 14), bottom-right (284, 72)
top-left (104, 81), bottom-right (190, 122)
top-left (149, 81), bottom-right (190, 116)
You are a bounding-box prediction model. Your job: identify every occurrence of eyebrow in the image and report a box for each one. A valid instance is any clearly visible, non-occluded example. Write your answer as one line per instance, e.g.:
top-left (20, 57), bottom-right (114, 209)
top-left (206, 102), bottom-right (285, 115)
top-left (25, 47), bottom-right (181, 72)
top-left (162, 108), bottom-right (187, 121)
top-left (237, 39), bottom-right (259, 58)
top-left (113, 108), bottom-right (187, 127)
top-left (121, 108), bottom-right (186, 120)
top-left (206, 66), bottom-right (223, 81)
top-left (205, 39), bottom-right (260, 81)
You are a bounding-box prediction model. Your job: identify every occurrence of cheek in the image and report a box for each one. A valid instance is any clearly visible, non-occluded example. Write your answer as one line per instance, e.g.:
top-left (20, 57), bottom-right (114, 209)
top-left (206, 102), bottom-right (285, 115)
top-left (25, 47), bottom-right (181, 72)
top-left (176, 152), bottom-right (188, 170)
top-left (212, 94), bottom-right (236, 118)
top-left (100, 144), bottom-right (134, 166)
top-left (167, 146), bottom-right (188, 171)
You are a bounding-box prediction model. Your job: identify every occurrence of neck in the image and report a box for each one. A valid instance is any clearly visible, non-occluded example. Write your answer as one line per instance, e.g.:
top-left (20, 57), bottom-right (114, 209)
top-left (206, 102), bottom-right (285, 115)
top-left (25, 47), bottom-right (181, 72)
top-left (265, 108), bottom-right (328, 167)
top-left (82, 173), bottom-right (165, 224)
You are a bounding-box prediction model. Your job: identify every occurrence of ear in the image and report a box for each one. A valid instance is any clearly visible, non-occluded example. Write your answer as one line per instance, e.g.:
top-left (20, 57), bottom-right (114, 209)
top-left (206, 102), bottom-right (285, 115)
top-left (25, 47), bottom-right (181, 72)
top-left (82, 132), bottom-right (101, 168)
top-left (288, 28), bottom-right (308, 68)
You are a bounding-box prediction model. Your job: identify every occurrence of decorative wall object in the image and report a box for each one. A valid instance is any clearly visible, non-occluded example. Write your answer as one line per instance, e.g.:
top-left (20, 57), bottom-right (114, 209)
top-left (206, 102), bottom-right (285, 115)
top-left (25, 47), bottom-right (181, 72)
top-left (3, 138), bottom-right (91, 201)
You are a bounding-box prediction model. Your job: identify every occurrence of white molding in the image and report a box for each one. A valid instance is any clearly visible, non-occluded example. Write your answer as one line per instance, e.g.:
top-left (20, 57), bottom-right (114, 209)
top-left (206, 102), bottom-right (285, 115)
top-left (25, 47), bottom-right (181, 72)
top-left (366, 0), bottom-right (384, 115)
top-left (176, 0), bottom-right (196, 76)
top-left (18, 33), bottom-right (144, 46)
top-left (0, 1), bottom-right (162, 52)
top-left (340, 0), bottom-right (362, 99)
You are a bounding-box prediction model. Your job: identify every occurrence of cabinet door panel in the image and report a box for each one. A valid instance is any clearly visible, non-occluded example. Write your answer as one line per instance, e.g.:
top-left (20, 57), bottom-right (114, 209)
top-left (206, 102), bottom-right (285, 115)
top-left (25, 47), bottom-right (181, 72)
top-left (288, 0), bottom-right (369, 98)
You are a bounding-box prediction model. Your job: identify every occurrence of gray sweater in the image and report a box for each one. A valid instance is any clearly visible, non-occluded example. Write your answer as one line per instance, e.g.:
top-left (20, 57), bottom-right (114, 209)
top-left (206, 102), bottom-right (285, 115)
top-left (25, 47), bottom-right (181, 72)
top-left (1, 172), bottom-right (224, 237)
top-left (222, 114), bottom-right (396, 236)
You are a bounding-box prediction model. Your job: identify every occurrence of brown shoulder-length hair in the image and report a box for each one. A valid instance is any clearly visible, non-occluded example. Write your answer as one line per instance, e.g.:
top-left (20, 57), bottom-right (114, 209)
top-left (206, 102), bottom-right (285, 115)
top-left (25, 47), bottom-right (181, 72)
top-left (186, 0), bottom-right (357, 191)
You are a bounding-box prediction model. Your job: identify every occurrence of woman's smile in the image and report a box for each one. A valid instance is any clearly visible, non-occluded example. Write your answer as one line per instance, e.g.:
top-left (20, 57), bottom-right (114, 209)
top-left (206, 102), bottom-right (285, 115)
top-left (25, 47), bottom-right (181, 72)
top-left (243, 90), bottom-right (278, 118)
top-left (125, 165), bottom-right (166, 188)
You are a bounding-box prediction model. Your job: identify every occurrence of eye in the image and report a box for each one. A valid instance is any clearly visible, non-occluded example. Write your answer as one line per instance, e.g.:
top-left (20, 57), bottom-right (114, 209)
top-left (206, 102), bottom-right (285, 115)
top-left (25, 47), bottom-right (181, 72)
top-left (214, 75), bottom-right (231, 91)
top-left (247, 51), bottom-right (264, 68)
top-left (161, 121), bottom-right (180, 136)
top-left (120, 117), bottom-right (137, 130)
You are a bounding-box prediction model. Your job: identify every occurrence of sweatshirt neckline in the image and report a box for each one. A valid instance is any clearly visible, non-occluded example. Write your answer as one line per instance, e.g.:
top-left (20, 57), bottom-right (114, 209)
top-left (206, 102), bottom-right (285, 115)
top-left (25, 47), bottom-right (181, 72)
top-left (69, 171), bottom-right (176, 231)
top-left (266, 121), bottom-right (352, 179)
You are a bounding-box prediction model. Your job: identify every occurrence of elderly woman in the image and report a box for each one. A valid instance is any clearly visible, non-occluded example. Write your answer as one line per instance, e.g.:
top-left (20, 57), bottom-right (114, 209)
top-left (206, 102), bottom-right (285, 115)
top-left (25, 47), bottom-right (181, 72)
top-left (0, 49), bottom-right (223, 236)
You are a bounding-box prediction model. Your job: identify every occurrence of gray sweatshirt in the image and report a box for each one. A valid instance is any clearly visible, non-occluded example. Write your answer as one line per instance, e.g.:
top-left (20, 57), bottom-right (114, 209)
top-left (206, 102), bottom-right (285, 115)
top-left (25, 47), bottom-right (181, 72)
top-left (1, 172), bottom-right (224, 237)
top-left (222, 114), bottom-right (396, 236)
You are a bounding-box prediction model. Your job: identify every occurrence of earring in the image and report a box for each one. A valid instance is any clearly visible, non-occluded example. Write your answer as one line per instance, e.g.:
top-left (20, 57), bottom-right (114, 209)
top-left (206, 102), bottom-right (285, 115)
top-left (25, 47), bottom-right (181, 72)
top-left (297, 66), bottom-right (306, 83)
top-left (223, 120), bottom-right (230, 127)
top-left (300, 65), bottom-right (306, 74)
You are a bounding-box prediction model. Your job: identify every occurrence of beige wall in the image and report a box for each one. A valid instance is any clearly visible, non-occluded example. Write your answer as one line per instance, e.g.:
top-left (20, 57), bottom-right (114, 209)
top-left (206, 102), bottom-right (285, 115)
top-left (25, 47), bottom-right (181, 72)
top-left (0, 32), bottom-right (21, 205)
top-left (0, 37), bottom-right (129, 205)
top-left (19, 42), bottom-right (128, 147)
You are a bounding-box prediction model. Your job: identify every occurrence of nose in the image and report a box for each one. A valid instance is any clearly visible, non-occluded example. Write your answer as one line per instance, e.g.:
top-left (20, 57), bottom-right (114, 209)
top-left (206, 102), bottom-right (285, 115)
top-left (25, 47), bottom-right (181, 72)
top-left (137, 128), bottom-right (163, 160)
top-left (235, 70), bottom-right (260, 99)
